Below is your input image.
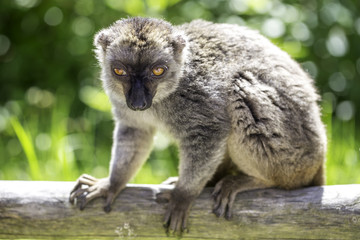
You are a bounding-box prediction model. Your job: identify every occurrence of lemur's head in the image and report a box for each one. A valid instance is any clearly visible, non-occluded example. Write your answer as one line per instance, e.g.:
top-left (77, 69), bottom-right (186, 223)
top-left (94, 17), bottom-right (187, 111)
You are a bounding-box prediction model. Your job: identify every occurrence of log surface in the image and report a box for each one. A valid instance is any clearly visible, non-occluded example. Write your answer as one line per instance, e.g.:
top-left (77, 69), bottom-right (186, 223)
top-left (1, 181), bottom-right (360, 239)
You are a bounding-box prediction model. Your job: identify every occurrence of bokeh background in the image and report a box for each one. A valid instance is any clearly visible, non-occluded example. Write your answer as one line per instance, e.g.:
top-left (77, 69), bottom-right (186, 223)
top-left (0, 0), bottom-right (359, 184)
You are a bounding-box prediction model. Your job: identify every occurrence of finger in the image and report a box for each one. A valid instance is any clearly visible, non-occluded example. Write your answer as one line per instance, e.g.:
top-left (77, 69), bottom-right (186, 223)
top-left (103, 191), bottom-right (115, 213)
top-left (163, 208), bottom-right (172, 227)
top-left (181, 209), bottom-right (190, 232)
top-left (169, 211), bottom-right (179, 233)
top-left (225, 205), bottom-right (232, 220)
top-left (217, 195), bottom-right (229, 218)
top-left (176, 211), bottom-right (185, 234)
top-left (76, 177), bottom-right (96, 188)
top-left (213, 190), bottom-right (230, 218)
top-left (79, 190), bottom-right (101, 210)
top-left (225, 191), bottom-right (237, 220)
top-left (212, 180), bottom-right (223, 198)
top-left (81, 174), bottom-right (98, 182)
top-left (85, 189), bottom-right (102, 203)
top-left (70, 175), bottom-right (96, 194)
top-left (213, 202), bottom-right (223, 217)
top-left (87, 185), bottom-right (97, 192)
top-left (226, 190), bottom-right (240, 220)
top-left (213, 190), bottom-right (223, 211)
top-left (69, 188), bottom-right (88, 203)
top-left (70, 180), bottom-right (84, 195)
top-left (218, 193), bottom-right (229, 216)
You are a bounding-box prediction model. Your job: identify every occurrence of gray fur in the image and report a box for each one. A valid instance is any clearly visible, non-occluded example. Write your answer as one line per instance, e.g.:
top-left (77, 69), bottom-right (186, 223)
top-left (70, 17), bottom-right (327, 234)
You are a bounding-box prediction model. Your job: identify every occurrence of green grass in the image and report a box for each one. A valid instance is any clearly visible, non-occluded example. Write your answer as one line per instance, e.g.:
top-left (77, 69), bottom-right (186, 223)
top-left (9, 116), bottom-right (41, 180)
top-left (322, 96), bottom-right (360, 185)
top-left (4, 95), bottom-right (79, 180)
top-left (325, 119), bottom-right (360, 185)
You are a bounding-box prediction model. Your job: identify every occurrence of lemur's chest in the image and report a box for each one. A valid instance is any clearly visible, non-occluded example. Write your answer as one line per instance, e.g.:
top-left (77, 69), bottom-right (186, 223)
top-left (120, 107), bottom-right (170, 133)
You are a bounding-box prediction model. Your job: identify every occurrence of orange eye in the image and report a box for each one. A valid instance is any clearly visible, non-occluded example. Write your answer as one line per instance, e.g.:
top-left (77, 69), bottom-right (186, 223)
top-left (114, 68), bottom-right (127, 76)
top-left (152, 67), bottom-right (165, 76)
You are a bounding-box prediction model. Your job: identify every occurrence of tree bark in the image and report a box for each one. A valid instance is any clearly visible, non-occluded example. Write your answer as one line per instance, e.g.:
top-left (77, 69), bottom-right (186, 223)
top-left (0, 181), bottom-right (360, 239)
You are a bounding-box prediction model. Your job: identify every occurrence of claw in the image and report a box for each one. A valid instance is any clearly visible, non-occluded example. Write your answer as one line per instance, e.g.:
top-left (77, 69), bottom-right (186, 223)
top-left (213, 204), bottom-right (223, 218)
top-left (225, 206), bottom-right (232, 220)
top-left (103, 205), bottom-right (111, 213)
top-left (79, 203), bottom-right (86, 211)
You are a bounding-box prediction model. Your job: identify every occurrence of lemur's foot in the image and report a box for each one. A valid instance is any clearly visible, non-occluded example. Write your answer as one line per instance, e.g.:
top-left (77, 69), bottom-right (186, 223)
top-left (212, 175), bottom-right (269, 219)
top-left (212, 175), bottom-right (241, 219)
top-left (69, 174), bottom-right (116, 212)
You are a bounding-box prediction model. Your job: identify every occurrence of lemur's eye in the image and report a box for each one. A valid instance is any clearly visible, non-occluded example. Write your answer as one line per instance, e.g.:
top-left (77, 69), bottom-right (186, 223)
top-left (152, 67), bottom-right (165, 76)
top-left (114, 68), bottom-right (127, 76)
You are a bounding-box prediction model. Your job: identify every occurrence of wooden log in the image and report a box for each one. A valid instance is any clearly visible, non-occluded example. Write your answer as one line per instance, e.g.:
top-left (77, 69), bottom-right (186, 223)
top-left (0, 181), bottom-right (360, 239)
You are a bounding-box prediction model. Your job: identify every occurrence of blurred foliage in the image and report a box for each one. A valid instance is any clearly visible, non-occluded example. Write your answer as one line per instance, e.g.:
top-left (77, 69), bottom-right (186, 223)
top-left (0, 0), bottom-right (359, 184)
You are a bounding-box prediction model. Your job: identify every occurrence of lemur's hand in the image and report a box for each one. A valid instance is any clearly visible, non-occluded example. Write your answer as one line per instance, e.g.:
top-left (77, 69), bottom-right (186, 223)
top-left (69, 174), bottom-right (119, 212)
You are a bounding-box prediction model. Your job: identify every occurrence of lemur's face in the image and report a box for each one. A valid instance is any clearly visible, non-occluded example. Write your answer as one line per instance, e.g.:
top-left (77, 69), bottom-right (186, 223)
top-left (94, 18), bottom-right (186, 111)
top-left (106, 45), bottom-right (178, 111)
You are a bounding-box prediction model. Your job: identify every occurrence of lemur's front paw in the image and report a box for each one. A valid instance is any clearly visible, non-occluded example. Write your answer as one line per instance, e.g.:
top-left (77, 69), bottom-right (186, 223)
top-left (163, 191), bottom-right (193, 236)
top-left (69, 174), bottom-right (115, 212)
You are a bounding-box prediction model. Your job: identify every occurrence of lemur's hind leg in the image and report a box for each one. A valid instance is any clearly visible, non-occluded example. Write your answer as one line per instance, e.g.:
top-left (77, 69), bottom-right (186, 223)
top-left (212, 174), bottom-right (273, 219)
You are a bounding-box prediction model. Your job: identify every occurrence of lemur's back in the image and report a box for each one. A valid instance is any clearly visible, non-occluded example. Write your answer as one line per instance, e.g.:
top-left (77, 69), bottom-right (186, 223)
top-left (178, 20), bottom-right (318, 104)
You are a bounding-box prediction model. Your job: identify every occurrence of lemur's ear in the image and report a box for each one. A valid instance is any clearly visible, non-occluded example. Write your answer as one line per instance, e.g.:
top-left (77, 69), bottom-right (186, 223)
top-left (94, 29), bottom-right (114, 51)
top-left (172, 34), bottom-right (186, 55)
